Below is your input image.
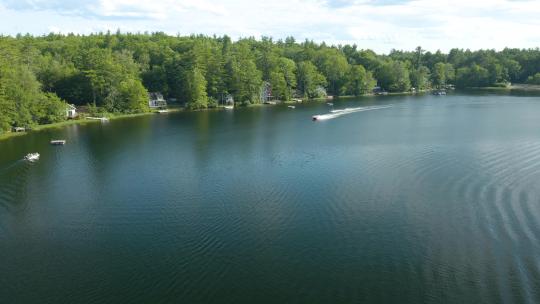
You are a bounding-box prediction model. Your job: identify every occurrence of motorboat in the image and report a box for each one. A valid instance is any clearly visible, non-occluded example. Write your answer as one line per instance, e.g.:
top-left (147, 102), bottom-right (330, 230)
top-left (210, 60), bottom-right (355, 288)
top-left (50, 140), bottom-right (66, 145)
top-left (24, 153), bottom-right (40, 162)
top-left (288, 105), bottom-right (295, 109)
top-left (224, 105), bottom-right (234, 110)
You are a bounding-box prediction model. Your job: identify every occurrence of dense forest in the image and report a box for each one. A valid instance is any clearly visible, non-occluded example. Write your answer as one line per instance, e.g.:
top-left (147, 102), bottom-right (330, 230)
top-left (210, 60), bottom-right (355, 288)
top-left (2, 31), bottom-right (540, 133)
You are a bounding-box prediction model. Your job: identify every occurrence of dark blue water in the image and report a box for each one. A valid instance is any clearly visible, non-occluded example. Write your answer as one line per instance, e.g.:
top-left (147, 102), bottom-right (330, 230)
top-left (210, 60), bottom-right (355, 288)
top-left (1, 92), bottom-right (540, 303)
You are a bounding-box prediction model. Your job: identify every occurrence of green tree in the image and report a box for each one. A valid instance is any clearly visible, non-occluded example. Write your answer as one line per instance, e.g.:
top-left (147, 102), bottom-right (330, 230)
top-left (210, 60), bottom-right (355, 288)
top-left (410, 66), bottom-right (431, 90)
top-left (376, 60), bottom-right (411, 92)
top-left (315, 48), bottom-right (349, 96)
top-left (186, 68), bottom-right (208, 109)
top-left (105, 79), bottom-right (149, 113)
top-left (345, 65), bottom-right (376, 96)
top-left (296, 61), bottom-right (327, 98)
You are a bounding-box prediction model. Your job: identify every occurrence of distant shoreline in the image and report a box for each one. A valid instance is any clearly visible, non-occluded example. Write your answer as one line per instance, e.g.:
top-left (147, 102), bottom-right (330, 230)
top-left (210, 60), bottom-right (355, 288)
top-left (467, 84), bottom-right (540, 91)
top-left (1, 86), bottom-right (535, 142)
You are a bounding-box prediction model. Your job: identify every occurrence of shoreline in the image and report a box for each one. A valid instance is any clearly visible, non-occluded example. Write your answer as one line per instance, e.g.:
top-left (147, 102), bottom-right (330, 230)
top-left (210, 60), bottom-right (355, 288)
top-left (466, 84), bottom-right (540, 91)
top-left (0, 109), bottom-right (181, 141)
top-left (0, 84), bottom-right (524, 142)
top-left (0, 88), bottom-right (467, 142)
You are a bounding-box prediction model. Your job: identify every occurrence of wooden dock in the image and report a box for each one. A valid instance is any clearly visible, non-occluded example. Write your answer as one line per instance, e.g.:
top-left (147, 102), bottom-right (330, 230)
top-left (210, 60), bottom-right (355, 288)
top-left (87, 117), bottom-right (110, 122)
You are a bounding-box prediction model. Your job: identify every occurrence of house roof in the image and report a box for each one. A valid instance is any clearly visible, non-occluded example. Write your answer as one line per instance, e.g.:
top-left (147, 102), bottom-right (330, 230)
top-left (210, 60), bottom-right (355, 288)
top-left (148, 92), bottom-right (165, 100)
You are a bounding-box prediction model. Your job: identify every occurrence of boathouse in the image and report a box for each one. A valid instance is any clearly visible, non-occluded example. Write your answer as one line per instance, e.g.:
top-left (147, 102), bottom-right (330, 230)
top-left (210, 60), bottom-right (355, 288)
top-left (148, 92), bottom-right (167, 108)
top-left (66, 104), bottom-right (77, 119)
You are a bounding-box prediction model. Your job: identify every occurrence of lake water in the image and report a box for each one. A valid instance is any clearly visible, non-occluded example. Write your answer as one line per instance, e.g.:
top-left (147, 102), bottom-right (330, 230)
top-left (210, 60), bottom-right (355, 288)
top-left (1, 92), bottom-right (540, 303)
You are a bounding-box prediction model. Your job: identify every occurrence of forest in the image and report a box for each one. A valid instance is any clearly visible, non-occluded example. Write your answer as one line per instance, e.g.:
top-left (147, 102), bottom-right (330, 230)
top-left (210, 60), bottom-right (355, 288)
top-left (2, 31), bottom-right (540, 133)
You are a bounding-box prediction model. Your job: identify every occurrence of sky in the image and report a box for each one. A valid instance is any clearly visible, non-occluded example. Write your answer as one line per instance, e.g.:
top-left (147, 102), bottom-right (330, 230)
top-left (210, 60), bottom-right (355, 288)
top-left (0, 0), bottom-right (539, 53)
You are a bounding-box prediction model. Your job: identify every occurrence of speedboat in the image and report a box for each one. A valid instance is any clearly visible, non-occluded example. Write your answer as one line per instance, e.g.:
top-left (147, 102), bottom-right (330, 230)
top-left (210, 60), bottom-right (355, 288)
top-left (50, 140), bottom-right (66, 145)
top-left (327, 102), bottom-right (334, 106)
top-left (288, 105), bottom-right (295, 109)
top-left (224, 105), bottom-right (234, 110)
top-left (24, 153), bottom-right (40, 162)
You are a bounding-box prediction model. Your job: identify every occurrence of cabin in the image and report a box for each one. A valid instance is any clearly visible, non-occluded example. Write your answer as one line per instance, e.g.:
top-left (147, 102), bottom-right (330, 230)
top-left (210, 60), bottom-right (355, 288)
top-left (260, 82), bottom-right (273, 103)
top-left (224, 94), bottom-right (234, 105)
top-left (373, 86), bottom-right (388, 95)
top-left (12, 127), bottom-right (26, 132)
top-left (66, 104), bottom-right (77, 119)
top-left (148, 92), bottom-right (167, 108)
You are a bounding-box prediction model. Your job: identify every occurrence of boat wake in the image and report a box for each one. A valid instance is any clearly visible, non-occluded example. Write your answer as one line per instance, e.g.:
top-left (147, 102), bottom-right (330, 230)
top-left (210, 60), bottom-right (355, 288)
top-left (312, 105), bottom-right (392, 121)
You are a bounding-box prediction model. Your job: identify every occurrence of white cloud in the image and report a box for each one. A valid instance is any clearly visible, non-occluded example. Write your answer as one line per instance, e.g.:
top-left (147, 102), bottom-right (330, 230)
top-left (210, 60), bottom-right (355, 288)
top-left (0, 0), bottom-right (539, 52)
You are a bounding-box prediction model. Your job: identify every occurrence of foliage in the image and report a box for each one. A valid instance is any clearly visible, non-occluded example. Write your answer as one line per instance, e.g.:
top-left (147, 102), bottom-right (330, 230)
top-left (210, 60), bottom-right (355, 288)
top-left (2, 32), bottom-right (540, 132)
top-left (526, 73), bottom-right (540, 85)
top-left (376, 60), bottom-right (411, 92)
top-left (345, 65), bottom-right (376, 96)
top-left (410, 66), bottom-right (431, 90)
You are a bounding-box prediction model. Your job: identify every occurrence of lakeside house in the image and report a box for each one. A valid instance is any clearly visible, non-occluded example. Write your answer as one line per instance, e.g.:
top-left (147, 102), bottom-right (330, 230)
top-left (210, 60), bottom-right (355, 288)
top-left (373, 86), bottom-right (388, 95)
top-left (66, 104), bottom-right (77, 119)
top-left (225, 94), bottom-right (234, 105)
top-left (260, 82), bottom-right (273, 103)
top-left (148, 92), bottom-right (167, 108)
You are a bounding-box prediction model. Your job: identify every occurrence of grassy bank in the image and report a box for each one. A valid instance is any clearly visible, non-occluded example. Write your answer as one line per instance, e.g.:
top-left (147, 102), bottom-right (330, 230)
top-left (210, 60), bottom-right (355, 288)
top-left (0, 109), bottom-right (181, 142)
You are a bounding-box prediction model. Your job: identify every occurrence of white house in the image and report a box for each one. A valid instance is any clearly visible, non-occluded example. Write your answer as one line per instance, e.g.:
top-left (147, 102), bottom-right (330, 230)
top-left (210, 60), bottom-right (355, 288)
top-left (225, 94), bottom-right (234, 105)
top-left (66, 104), bottom-right (77, 119)
top-left (148, 92), bottom-right (167, 108)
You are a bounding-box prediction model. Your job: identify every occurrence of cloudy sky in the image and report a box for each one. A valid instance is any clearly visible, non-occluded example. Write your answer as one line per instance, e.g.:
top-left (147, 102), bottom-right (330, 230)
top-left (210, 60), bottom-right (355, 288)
top-left (0, 0), bottom-right (539, 53)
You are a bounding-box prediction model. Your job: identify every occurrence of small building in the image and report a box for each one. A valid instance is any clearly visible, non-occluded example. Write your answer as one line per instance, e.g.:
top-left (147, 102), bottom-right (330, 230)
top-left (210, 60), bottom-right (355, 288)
top-left (224, 94), bottom-right (234, 105)
top-left (373, 86), bottom-right (388, 95)
top-left (148, 92), bottom-right (167, 108)
top-left (66, 104), bottom-right (77, 119)
top-left (12, 127), bottom-right (26, 132)
top-left (260, 82), bottom-right (273, 103)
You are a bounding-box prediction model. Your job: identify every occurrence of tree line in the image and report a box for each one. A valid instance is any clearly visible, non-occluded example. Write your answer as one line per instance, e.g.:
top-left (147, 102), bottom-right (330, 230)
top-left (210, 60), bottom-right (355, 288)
top-left (2, 32), bottom-right (540, 132)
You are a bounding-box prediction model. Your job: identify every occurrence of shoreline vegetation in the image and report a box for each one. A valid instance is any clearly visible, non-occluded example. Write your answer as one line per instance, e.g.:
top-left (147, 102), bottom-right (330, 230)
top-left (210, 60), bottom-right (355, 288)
top-left (2, 32), bottom-right (540, 140)
top-left (0, 88), bottom-right (428, 141)
top-left (2, 84), bottom-right (537, 142)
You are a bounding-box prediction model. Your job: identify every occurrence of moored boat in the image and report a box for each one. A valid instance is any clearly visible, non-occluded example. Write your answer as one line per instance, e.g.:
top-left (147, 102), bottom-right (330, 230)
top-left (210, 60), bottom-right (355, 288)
top-left (24, 153), bottom-right (40, 162)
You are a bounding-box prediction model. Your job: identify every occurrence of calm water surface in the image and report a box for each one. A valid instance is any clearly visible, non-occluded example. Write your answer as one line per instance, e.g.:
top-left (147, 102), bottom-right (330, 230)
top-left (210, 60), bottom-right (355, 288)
top-left (1, 92), bottom-right (540, 303)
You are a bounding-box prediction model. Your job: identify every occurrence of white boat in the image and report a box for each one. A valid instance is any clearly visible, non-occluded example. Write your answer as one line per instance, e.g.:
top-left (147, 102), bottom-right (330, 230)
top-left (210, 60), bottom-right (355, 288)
top-left (50, 140), bottom-right (66, 145)
top-left (224, 105), bottom-right (234, 110)
top-left (327, 102), bottom-right (334, 106)
top-left (24, 153), bottom-right (40, 162)
top-left (158, 109), bottom-right (169, 114)
top-left (288, 105), bottom-right (295, 109)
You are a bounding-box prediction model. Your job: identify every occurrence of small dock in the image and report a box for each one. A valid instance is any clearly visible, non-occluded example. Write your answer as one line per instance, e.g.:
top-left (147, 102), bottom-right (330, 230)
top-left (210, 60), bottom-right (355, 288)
top-left (87, 117), bottom-right (110, 122)
top-left (50, 140), bottom-right (66, 145)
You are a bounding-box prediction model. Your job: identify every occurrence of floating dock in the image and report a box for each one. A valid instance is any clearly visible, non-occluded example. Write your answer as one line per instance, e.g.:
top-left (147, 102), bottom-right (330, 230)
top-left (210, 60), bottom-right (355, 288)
top-left (87, 117), bottom-right (110, 122)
